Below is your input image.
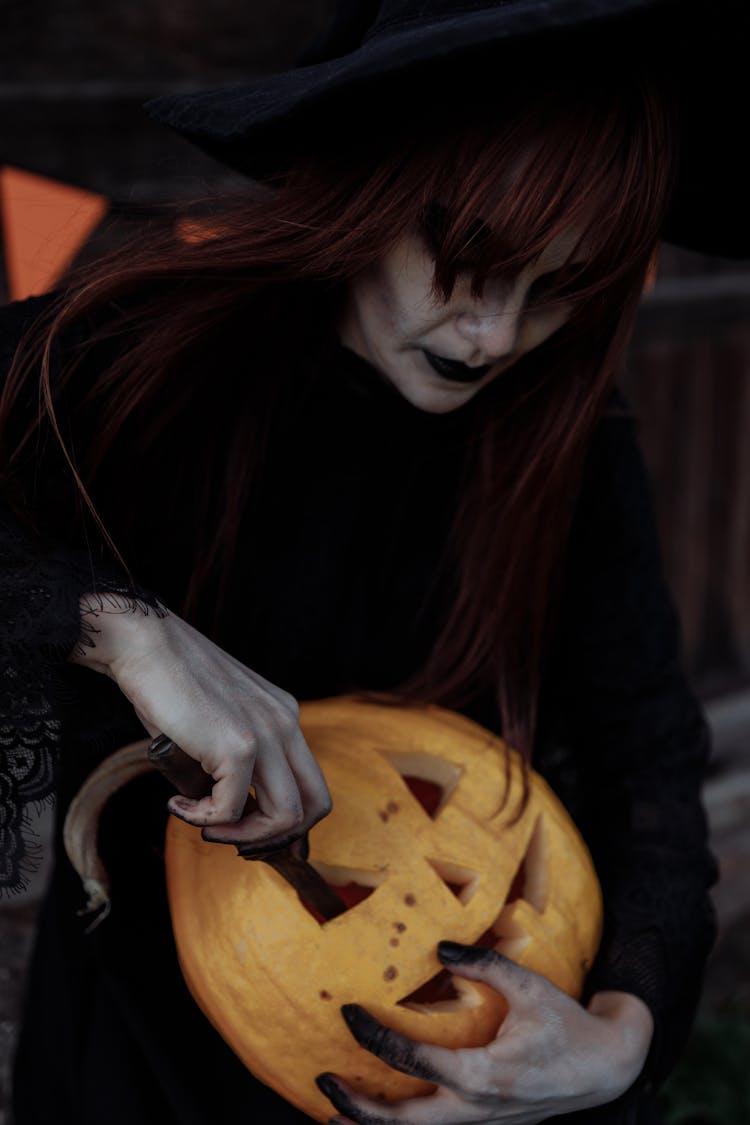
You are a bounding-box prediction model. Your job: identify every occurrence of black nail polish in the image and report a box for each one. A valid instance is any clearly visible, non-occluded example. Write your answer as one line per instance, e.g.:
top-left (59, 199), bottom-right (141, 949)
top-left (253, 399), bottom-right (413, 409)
top-left (342, 1004), bottom-right (382, 1049)
top-left (339, 1004), bottom-right (361, 1032)
top-left (438, 940), bottom-right (496, 965)
top-left (315, 1073), bottom-right (340, 1098)
top-left (437, 940), bottom-right (471, 962)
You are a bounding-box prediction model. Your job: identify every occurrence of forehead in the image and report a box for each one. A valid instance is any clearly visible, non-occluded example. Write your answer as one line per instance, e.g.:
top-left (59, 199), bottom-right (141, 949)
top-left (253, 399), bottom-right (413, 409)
top-left (450, 141), bottom-right (597, 268)
top-left (535, 226), bottom-right (589, 269)
top-left (420, 212), bottom-right (589, 268)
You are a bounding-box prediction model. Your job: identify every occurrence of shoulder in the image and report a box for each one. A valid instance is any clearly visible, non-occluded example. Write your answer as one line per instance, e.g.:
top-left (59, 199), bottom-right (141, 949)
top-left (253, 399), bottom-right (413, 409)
top-left (562, 386), bottom-right (666, 599)
top-left (0, 289), bottom-right (137, 398)
top-left (578, 386), bottom-right (651, 512)
top-left (0, 291), bottom-right (58, 331)
top-left (0, 292), bottom-right (60, 371)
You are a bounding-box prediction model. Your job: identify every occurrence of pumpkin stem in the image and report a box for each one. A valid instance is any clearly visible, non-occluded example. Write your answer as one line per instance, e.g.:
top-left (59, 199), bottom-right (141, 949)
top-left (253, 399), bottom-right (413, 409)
top-left (63, 740), bottom-right (154, 929)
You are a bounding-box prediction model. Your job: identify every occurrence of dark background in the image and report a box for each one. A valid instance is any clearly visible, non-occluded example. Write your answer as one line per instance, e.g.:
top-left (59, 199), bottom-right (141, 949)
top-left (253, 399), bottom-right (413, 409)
top-left (0, 3), bottom-right (748, 1122)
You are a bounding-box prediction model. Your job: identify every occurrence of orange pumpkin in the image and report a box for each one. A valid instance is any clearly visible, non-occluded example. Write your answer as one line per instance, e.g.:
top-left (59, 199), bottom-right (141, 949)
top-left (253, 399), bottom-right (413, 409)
top-left (165, 698), bottom-right (602, 1121)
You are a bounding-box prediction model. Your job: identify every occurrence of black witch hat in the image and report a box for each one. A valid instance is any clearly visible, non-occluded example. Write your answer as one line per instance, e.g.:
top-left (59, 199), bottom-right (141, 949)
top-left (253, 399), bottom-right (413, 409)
top-left (144, 0), bottom-right (749, 257)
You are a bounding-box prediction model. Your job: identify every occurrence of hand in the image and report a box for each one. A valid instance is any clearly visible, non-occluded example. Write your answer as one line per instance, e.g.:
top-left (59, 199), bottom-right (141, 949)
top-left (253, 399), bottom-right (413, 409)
top-left (316, 943), bottom-right (654, 1125)
top-left (70, 598), bottom-right (332, 852)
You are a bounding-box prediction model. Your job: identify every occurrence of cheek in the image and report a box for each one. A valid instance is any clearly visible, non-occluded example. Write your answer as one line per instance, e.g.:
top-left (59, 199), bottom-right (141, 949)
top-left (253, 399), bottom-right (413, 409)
top-left (381, 250), bottom-right (448, 334)
top-left (365, 269), bottom-right (425, 337)
top-left (519, 304), bottom-right (573, 352)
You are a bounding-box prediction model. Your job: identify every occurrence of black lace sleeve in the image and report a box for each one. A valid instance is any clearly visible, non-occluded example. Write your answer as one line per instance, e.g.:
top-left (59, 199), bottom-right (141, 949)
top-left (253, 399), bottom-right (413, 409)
top-left (0, 295), bottom-right (168, 896)
top-left (540, 397), bottom-right (718, 1094)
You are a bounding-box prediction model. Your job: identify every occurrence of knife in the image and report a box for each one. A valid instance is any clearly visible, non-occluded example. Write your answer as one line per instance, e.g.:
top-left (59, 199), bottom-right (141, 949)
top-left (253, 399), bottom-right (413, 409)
top-left (147, 733), bottom-right (346, 921)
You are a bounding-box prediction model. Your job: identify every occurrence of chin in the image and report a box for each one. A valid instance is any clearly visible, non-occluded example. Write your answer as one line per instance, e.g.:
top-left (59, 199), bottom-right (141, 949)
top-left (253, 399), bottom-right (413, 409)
top-left (419, 394), bottom-right (474, 414)
top-left (396, 377), bottom-right (481, 414)
top-left (375, 359), bottom-right (464, 412)
top-left (408, 390), bottom-right (476, 414)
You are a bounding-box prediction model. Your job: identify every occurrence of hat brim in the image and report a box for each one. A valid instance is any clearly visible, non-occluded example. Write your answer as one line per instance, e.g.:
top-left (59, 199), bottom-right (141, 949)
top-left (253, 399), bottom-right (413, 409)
top-left (144, 0), bottom-right (749, 258)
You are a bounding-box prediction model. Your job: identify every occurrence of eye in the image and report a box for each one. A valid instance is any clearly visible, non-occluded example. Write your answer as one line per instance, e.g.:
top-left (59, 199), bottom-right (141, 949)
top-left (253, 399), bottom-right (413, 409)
top-left (419, 204), bottom-right (449, 257)
top-left (526, 264), bottom-right (586, 310)
top-left (419, 205), bottom-right (493, 268)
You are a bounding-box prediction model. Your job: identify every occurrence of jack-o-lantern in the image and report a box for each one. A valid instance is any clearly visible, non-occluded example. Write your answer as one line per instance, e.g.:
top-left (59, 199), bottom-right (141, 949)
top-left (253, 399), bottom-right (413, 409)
top-left (165, 698), bottom-right (602, 1121)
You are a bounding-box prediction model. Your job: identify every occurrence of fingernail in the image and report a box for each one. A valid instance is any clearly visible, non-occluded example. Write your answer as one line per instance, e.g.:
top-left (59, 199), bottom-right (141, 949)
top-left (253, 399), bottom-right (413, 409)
top-left (437, 940), bottom-right (469, 962)
top-left (237, 834), bottom-right (299, 857)
top-left (340, 1003), bottom-right (368, 1032)
top-left (169, 797), bottom-right (193, 810)
top-left (438, 941), bottom-right (495, 965)
top-left (439, 941), bottom-right (505, 966)
top-left (168, 802), bottom-right (198, 826)
top-left (237, 846), bottom-right (274, 859)
top-left (340, 1004), bottom-right (382, 1050)
top-left (315, 1073), bottom-right (341, 1098)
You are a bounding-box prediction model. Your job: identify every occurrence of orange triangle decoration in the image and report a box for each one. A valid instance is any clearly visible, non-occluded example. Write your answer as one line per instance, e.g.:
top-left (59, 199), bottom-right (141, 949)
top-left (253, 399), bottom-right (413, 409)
top-left (0, 166), bottom-right (108, 301)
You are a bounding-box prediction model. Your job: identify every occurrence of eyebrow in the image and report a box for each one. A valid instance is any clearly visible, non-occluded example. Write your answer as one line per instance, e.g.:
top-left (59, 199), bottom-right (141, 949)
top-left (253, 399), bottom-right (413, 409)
top-left (423, 204), bottom-right (591, 280)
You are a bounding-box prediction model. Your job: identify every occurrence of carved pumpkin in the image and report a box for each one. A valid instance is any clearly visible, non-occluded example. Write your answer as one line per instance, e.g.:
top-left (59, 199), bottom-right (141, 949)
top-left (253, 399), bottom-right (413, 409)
top-left (165, 698), bottom-right (602, 1121)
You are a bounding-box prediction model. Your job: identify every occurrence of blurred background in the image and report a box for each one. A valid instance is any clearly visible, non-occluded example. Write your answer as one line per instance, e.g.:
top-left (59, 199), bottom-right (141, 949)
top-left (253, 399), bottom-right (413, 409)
top-left (1, 2), bottom-right (748, 1122)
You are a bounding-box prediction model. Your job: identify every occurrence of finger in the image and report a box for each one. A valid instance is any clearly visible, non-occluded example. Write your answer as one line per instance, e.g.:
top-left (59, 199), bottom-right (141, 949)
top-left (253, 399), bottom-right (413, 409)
top-left (340, 1006), bottom-right (461, 1087)
top-left (167, 759), bottom-right (255, 826)
top-left (284, 725), bottom-right (333, 823)
top-left (201, 723), bottom-right (330, 850)
top-left (316, 1074), bottom-right (472, 1125)
top-left (201, 745), bottom-right (303, 845)
top-left (437, 943), bottom-right (552, 1011)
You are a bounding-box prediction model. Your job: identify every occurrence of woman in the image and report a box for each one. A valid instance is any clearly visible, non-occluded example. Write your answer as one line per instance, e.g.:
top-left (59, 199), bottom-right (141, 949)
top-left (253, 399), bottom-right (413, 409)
top-left (1, 1), bottom-right (745, 1122)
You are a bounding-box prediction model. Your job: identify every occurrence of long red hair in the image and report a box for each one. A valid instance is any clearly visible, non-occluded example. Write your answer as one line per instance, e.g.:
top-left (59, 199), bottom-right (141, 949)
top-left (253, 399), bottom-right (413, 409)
top-left (0, 60), bottom-right (677, 758)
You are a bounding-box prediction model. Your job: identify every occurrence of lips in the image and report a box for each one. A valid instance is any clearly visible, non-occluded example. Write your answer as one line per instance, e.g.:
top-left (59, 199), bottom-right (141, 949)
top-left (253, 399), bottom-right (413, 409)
top-left (422, 350), bottom-right (493, 384)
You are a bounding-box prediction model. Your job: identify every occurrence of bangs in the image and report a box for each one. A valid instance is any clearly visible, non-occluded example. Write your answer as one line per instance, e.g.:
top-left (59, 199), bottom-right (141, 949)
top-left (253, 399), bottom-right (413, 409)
top-left (407, 68), bottom-right (678, 308)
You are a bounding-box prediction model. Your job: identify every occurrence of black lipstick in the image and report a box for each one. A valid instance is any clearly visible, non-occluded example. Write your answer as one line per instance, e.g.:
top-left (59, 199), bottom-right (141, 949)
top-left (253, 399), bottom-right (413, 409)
top-left (422, 349), bottom-right (492, 384)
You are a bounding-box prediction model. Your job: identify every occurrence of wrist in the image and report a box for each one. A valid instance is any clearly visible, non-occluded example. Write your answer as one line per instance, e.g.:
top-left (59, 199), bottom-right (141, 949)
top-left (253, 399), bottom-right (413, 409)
top-left (70, 592), bottom-right (168, 674)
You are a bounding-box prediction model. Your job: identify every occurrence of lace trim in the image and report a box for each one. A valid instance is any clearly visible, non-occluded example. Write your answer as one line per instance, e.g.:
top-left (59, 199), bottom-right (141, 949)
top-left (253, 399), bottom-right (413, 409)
top-left (72, 587), bottom-right (171, 661)
top-left (1, 523), bottom-right (168, 895)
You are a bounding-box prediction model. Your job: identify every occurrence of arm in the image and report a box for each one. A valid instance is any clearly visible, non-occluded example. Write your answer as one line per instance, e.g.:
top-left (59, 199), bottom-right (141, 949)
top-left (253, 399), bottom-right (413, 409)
top-left (1, 500), bottom-right (332, 895)
top-left (312, 404), bottom-right (694, 1125)
top-left (0, 293), bottom-right (169, 893)
top-left (0, 347), bottom-right (325, 877)
top-left (1, 294), bottom-right (332, 897)
top-left (0, 502), bottom-right (168, 895)
top-left (538, 397), bottom-right (718, 1093)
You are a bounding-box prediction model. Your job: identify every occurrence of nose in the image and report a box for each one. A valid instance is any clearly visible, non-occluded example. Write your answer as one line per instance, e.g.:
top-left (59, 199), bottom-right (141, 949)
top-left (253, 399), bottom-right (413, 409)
top-left (454, 293), bottom-right (522, 362)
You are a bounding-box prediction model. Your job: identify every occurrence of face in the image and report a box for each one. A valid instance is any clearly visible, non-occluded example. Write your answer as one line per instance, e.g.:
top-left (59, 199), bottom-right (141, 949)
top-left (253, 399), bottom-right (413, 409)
top-left (338, 225), bottom-right (587, 414)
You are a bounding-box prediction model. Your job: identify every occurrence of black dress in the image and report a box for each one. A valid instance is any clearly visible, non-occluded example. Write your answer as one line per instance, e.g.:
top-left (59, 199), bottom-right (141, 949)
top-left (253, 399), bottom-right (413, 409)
top-left (0, 294), bottom-right (716, 1124)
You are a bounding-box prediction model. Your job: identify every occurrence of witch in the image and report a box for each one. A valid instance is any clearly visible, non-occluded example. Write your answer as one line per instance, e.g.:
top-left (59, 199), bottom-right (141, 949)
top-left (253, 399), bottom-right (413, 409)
top-left (1, 1), bottom-right (746, 1122)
